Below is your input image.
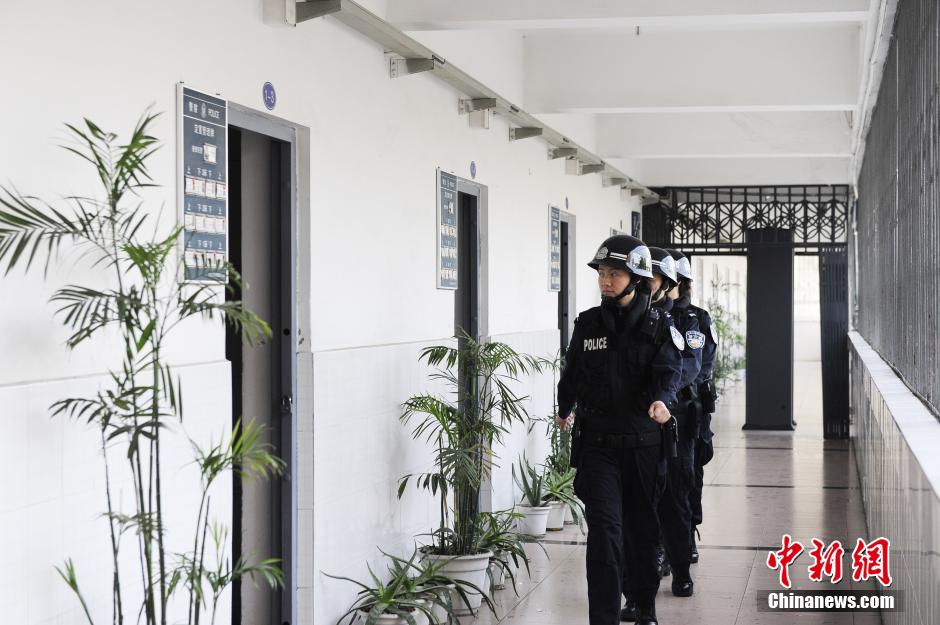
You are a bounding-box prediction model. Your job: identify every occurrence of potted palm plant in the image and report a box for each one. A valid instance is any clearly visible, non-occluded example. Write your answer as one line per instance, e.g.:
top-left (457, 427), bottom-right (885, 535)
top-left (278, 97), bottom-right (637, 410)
top-left (0, 112), bottom-right (284, 625)
top-left (398, 334), bottom-right (541, 614)
top-left (323, 547), bottom-right (493, 625)
top-left (512, 455), bottom-right (551, 537)
top-left (474, 510), bottom-right (545, 594)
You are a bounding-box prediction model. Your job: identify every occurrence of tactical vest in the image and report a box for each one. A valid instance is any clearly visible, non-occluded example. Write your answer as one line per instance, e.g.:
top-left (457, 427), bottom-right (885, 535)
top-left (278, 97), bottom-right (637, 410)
top-left (574, 305), bottom-right (670, 434)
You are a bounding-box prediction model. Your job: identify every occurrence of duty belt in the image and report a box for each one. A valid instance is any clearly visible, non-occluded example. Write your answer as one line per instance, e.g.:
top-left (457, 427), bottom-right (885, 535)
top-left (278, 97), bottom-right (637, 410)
top-left (580, 423), bottom-right (662, 450)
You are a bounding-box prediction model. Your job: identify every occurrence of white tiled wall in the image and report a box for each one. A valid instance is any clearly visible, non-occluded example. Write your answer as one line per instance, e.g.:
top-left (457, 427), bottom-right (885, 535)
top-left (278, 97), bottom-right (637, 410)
top-left (308, 329), bottom-right (558, 625)
top-left (0, 361), bottom-right (233, 625)
top-left (850, 331), bottom-right (940, 625)
top-left (486, 329), bottom-right (559, 513)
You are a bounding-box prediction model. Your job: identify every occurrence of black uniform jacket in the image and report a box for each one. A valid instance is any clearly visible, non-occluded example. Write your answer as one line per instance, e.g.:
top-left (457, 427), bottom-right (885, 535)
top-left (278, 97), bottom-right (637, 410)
top-left (558, 297), bottom-right (684, 435)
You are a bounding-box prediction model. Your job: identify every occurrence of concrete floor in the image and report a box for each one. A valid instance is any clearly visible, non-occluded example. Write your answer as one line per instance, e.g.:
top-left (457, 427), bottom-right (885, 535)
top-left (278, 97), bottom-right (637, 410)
top-left (468, 363), bottom-right (881, 625)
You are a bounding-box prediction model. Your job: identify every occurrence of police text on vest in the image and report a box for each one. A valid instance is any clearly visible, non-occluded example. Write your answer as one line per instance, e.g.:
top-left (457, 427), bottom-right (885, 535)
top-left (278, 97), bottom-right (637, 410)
top-left (584, 337), bottom-right (608, 351)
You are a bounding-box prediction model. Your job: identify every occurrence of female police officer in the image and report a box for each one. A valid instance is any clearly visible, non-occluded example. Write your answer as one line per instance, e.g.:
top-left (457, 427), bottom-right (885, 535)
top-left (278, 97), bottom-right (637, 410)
top-left (650, 247), bottom-right (702, 598)
top-left (666, 249), bottom-right (719, 567)
top-left (556, 235), bottom-right (684, 625)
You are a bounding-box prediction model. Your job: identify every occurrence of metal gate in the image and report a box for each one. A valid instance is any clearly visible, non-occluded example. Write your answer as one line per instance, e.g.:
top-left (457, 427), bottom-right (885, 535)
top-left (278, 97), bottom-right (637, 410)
top-left (646, 186), bottom-right (853, 438)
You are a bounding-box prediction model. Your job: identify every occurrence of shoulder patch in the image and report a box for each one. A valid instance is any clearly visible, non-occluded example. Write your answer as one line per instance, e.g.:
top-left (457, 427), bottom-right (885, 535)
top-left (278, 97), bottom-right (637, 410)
top-left (685, 330), bottom-right (705, 350)
top-left (709, 323), bottom-right (719, 345)
top-left (670, 326), bottom-right (685, 350)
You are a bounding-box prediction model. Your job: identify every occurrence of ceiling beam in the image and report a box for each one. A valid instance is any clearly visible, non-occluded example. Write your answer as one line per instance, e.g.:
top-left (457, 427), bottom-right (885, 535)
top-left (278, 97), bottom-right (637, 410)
top-left (595, 111), bottom-right (853, 158)
top-left (524, 27), bottom-right (860, 113)
top-left (606, 156), bottom-right (851, 186)
top-left (389, 0), bottom-right (868, 31)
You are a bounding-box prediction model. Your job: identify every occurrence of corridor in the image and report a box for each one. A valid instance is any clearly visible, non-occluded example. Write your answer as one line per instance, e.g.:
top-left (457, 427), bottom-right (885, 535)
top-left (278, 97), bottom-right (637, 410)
top-left (471, 364), bottom-right (880, 625)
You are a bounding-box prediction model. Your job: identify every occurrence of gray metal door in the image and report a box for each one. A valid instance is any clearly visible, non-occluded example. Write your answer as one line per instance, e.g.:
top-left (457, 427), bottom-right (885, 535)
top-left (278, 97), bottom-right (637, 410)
top-left (744, 228), bottom-right (795, 430)
top-left (558, 220), bottom-right (570, 355)
top-left (227, 126), bottom-right (293, 625)
top-left (819, 247), bottom-right (850, 439)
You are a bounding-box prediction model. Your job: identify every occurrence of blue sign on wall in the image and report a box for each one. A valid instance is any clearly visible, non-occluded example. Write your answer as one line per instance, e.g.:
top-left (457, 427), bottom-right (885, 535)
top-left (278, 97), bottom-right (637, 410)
top-left (437, 169), bottom-right (458, 290)
top-left (179, 85), bottom-right (228, 282)
top-left (263, 82), bottom-right (277, 111)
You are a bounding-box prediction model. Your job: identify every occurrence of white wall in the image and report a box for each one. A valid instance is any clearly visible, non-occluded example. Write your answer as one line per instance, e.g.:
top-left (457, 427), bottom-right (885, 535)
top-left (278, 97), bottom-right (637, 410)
top-left (0, 2), bottom-right (638, 624)
top-left (692, 255), bottom-right (747, 366)
top-left (794, 255), bottom-right (822, 362)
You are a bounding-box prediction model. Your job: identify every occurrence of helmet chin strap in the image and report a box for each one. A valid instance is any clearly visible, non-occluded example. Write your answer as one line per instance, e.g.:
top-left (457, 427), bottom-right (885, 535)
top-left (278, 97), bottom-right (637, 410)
top-left (652, 283), bottom-right (673, 303)
top-left (602, 277), bottom-right (642, 305)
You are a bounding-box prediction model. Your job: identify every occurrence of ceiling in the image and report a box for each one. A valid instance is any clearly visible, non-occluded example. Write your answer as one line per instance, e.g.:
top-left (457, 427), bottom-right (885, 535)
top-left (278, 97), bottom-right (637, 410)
top-left (387, 0), bottom-right (876, 187)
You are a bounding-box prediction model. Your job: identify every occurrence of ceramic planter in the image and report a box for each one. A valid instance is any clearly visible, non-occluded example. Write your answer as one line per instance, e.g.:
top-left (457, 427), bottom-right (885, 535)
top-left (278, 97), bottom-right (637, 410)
top-left (516, 504), bottom-right (551, 537)
top-left (422, 550), bottom-right (493, 615)
top-left (546, 501), bottom-right (566, 530)
top-left (488, 552), bottom-right (507, 590)
top-left (415, 585), bottom-right (455, 625)
top-left (356, 608), bottom-right (419, 625)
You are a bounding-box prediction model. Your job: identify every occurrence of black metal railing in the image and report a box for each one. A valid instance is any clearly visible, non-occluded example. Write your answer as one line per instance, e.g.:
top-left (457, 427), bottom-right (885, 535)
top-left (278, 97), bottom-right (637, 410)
top-left (856, 0), bottom-right (940, 417)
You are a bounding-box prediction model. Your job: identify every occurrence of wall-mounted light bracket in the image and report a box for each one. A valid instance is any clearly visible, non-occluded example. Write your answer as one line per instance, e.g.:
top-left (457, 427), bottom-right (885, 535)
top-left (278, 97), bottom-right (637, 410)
top-left (509, 127), bottom-right (543, 141)
top-left (389, 57), bottom-right (435, 78)
top-left (548, 147), bottom-right (577, 160)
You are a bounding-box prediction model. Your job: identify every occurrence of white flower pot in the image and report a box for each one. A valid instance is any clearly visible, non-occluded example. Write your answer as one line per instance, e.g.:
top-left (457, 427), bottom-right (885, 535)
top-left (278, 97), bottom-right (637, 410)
top-left (412, 600), bottom-right (430, 625)
top-left (565, 503), bottom-right (575, 524)
top-left (488, 554), bottom-right (507, 590)
top-left (428, 599), bottom-right (450, 625)
top-left (516, 504), bottom-right (552, 537)
top-left (546, 501), bottom-right (566, 530)
top-left (422, 550), bottom-right (492, 615)
top-left (417, 584), bottom-right (454, 624)
top-left (357, 608), bottom-right (419, 625)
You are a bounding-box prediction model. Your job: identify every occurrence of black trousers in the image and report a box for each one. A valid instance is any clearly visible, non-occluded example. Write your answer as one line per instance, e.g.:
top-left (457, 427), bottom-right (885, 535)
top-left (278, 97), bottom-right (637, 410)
top-left (575, 442), bottom-right (665, 625)
top-left (689, 412), bottom-right (715, 528)
top-left (657, 422), bottom-right (696, 580)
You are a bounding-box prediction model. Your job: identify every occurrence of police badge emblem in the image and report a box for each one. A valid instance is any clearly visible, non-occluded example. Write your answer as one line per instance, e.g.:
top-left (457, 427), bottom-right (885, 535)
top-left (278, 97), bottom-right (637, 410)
top-left (670, 326), bottom-right (685, 350)
top-left (685, 330), bottom-right (706, 350)
top-left (594, 246), bottom-right (608, 260)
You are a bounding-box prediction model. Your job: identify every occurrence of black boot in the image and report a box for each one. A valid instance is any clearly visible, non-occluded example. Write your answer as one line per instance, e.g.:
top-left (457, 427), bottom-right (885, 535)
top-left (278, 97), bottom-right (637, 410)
top-left (635, 597), bottom-right (658, 625)
top-left (671, 563), bottom-right (694, 597)
top-left (656, 544), bottom-right (670, 578)
top-left (619, 595), bottom-right (637, 622)
top-left (690, 526), bottom-right (700, 564)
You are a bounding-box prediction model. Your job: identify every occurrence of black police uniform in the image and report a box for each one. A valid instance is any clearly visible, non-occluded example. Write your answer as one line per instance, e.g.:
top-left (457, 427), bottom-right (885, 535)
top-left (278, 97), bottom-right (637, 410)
top-left (559, 293), bottom-right (684, 625)
top-left (688, 305), bottom-right (718, 537)
top-left (655, 294), bottom-right (705, 591)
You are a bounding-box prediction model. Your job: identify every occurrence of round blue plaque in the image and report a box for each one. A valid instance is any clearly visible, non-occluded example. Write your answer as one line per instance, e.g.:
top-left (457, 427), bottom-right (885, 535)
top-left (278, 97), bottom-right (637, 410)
top-left (470, 161), bottom-right (477, 179)
top-left (262, 82), bottom-right (277, 111)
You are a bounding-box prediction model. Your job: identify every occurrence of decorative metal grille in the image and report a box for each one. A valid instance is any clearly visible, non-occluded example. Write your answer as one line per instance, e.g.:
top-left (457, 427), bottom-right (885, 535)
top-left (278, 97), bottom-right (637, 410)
top-left (652, 186), bottom-right (850, 254)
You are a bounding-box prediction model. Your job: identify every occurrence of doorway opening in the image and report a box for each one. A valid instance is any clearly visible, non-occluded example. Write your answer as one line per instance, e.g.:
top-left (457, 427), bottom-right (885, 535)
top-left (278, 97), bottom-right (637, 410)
top-left (226, 122), bottom-right (294, 625)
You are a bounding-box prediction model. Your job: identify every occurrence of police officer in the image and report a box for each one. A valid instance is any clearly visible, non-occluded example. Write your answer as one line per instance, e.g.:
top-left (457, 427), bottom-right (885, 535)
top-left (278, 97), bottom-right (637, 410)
top-left (650, 247), bottom-right (703, 598)
top-left (556, 235), bottom-right (684, 625)
top-left (666, 249), bottom-right (719, 565)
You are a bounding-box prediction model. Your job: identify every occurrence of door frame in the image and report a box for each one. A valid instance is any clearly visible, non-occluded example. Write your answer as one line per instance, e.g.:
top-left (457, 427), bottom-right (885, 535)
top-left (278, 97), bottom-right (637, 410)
top-left (227, 102), bottom-right (310, 625)
top-left (454, 177), bottom-right (494, 512)
top-left (557, 209), bottom-right (576, 355)
top-left (455, 177), bottom-right (489, 341)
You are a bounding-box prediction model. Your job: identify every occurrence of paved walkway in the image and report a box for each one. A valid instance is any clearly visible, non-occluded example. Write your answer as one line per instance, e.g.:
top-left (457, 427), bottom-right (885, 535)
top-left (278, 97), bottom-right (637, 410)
top-left (471, 363), bottom-right (881, 625)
